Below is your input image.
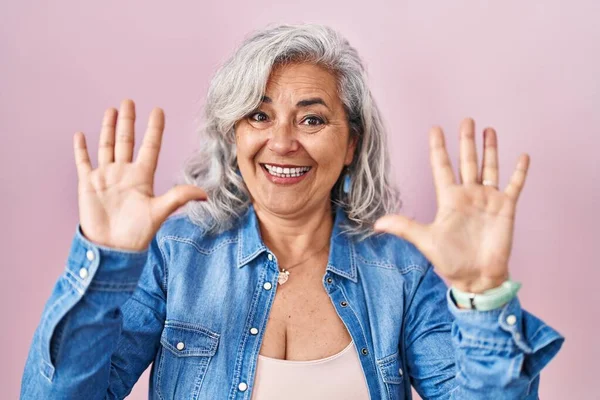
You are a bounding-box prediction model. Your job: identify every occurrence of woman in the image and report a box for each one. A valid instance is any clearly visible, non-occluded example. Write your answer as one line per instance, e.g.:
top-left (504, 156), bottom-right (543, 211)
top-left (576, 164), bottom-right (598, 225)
top-left (21, 24), bottom-right (563, 399)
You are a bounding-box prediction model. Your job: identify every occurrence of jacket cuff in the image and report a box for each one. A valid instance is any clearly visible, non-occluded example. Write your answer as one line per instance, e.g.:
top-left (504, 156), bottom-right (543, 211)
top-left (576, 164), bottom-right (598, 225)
top-left (65, 223), bottom-right (150, 293)
top-left (447, 288), bottom-right (565, 378)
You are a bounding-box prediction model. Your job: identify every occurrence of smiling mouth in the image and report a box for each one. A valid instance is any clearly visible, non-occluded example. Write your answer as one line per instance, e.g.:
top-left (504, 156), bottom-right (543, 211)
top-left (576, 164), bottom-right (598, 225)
top-left (261, 163), bottom-right (312, 178)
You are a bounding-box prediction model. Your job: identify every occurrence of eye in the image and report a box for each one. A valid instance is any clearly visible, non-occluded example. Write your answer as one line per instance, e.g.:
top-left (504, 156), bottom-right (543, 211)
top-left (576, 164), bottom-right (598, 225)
top-left (301, 115), bottom-right (325, 126)
top-left (248, 111), bottom-right (269, 122)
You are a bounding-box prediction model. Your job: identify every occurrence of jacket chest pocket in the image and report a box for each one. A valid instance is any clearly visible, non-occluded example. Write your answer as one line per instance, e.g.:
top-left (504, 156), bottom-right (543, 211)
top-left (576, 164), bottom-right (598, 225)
top-left (377, 352), bottom-right (405, 400)
top-left (156, 320), bottom-right (220, 400)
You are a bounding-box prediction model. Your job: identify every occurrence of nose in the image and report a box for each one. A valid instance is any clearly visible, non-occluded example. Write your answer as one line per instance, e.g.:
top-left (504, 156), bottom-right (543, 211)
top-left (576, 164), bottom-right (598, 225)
top-left (267, 122), bottom-right (299, 155)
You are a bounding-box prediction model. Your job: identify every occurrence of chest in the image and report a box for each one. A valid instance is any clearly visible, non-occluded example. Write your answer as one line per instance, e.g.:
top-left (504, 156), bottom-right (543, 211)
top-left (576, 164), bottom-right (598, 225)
top-left (157, 244), bottom-right (414, 399)
top-left (258, 259), bottom-right (353, 361)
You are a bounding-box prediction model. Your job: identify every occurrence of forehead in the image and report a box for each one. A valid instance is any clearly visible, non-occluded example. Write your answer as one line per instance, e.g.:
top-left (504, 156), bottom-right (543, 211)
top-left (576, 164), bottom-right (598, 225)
top-left (265, 62), bottom-right (340, 105)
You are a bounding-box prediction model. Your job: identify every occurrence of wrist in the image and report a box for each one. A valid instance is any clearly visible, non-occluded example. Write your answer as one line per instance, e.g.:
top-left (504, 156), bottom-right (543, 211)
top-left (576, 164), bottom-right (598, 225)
top-left (449, 274), bottom-right (509, 294)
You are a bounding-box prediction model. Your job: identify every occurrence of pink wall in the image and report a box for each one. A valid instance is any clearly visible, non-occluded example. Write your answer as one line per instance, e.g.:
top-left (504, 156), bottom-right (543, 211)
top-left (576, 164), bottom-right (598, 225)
top-left (1, 1), bottom-right (597, 398)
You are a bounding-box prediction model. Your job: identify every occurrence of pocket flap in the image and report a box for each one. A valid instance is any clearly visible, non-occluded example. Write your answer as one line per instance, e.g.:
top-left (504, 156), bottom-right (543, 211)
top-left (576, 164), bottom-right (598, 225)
top-left (377, 352), bottom-right (405, 385)
top-left (160, 320), bottom-right (220, 357)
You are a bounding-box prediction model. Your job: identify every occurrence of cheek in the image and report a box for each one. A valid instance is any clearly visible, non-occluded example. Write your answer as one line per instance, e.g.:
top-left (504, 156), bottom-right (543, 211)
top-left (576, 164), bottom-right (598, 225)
top-left (310, 136), bottom-right (348, 168)
top-left (236, 132), bottom-right (266, 164)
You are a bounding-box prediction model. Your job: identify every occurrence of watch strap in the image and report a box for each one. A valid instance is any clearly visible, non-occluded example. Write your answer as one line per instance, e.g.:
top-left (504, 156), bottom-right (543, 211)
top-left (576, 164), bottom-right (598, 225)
top-left (451, 279), bottom-right (521, 311)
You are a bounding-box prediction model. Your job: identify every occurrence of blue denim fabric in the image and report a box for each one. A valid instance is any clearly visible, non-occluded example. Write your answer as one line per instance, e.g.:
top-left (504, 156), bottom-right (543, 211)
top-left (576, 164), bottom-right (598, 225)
top-left (21, 205), bottom-right (564, 399)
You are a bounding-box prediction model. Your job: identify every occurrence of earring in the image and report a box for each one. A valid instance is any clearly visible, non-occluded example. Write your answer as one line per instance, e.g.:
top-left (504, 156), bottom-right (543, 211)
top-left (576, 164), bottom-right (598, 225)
top-left (343, 172), bottom-right (351, 194)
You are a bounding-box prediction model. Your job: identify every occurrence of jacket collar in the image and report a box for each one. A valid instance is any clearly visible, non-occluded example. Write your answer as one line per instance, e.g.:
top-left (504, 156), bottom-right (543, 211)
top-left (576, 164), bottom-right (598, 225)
top-left (326, 207), bottom-right (358, 282)
top-left (236, 205), bottom-right (268, 267)
top-left (236, 205), bottom-right (357, 282)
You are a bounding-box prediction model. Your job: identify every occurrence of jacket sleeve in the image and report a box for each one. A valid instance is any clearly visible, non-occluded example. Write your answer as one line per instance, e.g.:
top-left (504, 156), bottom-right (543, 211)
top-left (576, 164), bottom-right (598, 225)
top-left (20, 223), bottom-right (168, 399)
top-left (403, 263), bottom-right (564, 399)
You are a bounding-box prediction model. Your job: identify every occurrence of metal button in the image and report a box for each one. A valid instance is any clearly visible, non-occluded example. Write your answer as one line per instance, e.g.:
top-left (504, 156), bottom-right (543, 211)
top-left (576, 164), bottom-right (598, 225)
top-left (506, 314), bottom-right (517, 326)
top-left (250, 327), bottom-right (259, 335)
top-left (263, 282), bottom-right (272, 290)
top-left (361, 348), bottom-right (368, 355)
top-left (340, 301), bottom-right (348, 307)
top-left (267, 253), bottom-right (273, 261)
top-left (86, 250), bottom-right (95, 261)
top-left (78, 267), bottom-right (88, 279)
top-left (176, 342), bottom-right (185, 351)
top-left (398, 368), bottom-right (403, 376)
top-left (238, 382), bottom-right (248, 392)
top-left (326, 277), bottom-right (333, 284)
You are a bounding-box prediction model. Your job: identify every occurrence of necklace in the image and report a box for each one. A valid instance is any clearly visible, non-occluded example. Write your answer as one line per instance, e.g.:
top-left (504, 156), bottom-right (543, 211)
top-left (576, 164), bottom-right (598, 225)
top-left (276, 241), bottom-right (330, 285)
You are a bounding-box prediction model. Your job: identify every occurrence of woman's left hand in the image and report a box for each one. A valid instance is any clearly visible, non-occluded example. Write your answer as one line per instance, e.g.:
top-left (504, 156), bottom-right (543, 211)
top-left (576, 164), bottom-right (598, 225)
top-left (374, 118), bottom-right (530, 293)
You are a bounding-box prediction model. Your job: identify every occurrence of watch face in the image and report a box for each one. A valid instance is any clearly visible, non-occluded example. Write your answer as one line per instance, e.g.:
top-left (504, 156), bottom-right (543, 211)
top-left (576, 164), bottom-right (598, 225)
top-left (450, 290), bottom-right (472, 309)
top-left (469, 295), bottom-right (476, 310)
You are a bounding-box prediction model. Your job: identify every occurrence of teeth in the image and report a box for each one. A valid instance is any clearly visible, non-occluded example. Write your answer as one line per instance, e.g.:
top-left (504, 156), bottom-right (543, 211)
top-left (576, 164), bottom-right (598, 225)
top-left (264, 164), bottom-right (311, 178)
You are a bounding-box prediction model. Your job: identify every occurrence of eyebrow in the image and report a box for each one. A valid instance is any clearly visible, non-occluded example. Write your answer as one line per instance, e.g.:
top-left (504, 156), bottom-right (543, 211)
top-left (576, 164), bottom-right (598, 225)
top-left (261, 96), bottom-right (330, 110)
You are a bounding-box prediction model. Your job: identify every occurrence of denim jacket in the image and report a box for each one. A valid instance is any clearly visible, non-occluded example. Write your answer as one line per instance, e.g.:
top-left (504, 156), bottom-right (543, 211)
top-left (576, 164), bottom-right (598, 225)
top-left (21, 205), bottom-right (564, 399)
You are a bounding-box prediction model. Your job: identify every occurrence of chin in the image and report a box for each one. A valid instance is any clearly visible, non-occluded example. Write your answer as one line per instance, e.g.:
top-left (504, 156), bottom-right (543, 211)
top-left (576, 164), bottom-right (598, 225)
top-left (257, 197), bottom-right (307, 216)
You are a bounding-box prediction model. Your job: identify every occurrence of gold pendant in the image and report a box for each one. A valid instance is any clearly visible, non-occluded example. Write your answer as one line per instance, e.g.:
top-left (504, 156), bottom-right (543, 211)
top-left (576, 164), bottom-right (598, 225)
top-left (278, 269), bottom-right (290, 285)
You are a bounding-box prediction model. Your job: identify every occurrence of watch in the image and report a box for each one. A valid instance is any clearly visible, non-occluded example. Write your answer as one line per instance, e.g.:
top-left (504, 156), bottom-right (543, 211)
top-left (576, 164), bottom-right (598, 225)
top-left (451, 279), bottom-right (521, 311)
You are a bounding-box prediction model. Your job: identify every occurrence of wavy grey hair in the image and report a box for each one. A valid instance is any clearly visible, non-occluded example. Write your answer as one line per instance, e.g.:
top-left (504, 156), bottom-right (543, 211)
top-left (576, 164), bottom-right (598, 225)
top-left (181, 23), bottom-right (401, 237)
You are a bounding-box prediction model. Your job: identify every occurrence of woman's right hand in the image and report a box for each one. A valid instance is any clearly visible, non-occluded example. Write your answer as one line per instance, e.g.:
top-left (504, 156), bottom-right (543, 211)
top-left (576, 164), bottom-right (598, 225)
top-left (73, 99), bottom-right (207, 251)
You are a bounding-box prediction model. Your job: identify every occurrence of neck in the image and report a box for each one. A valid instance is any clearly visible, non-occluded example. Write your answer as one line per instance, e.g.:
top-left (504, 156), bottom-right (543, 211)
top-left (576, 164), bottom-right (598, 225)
top-left (253, 201), bottom-right (334, 268)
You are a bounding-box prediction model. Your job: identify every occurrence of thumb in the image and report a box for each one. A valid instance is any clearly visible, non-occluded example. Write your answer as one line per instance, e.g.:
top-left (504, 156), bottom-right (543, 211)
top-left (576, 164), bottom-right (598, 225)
top-left (153, 185), bottom-right (208, 222)
top-left (374, 214), bottom-right (429, 248)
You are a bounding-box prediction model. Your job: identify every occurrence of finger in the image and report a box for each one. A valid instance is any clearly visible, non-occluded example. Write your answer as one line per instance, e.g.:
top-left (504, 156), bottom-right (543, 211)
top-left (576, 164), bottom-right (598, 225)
top-left (98, 108), bottom-right (117, 166)
top-left (429, 126), bottom-right (456, 196)
top-left (504, 154), bottom-right (530, 202)
top-left (459, 118), bottom-right (478, 184)
top-left (374, 214), bottom-right (430, 252)
top-left (480, 127), bottom-right (499, 186)
top-left (152, 185), bottom-right (208, 222)
top-left (136, 107), bottom-right (165, 173)
top-left (114, 99), bottom-right (136, 163)
top-left (73, 132), bottom-right (92, 178)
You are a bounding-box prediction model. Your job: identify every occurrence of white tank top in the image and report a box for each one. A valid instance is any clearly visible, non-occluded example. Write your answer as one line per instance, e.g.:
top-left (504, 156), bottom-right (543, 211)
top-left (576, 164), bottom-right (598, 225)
top-left (250, 340), bottom-right (371, 399)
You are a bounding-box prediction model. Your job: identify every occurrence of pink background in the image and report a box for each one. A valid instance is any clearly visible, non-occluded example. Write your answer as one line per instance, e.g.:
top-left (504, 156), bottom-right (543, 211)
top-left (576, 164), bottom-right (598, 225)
top-left (1, 1), bottom-right (598, 398)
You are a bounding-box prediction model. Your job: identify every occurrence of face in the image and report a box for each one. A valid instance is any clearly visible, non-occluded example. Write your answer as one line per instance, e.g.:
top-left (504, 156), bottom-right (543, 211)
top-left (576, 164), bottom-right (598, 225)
top-left (234, 62), bottom-right (356, 217)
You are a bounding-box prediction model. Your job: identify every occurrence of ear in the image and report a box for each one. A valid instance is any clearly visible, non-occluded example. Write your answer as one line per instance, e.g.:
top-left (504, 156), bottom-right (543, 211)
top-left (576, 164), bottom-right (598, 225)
top-left (344, 135), bottom-right (358, 166)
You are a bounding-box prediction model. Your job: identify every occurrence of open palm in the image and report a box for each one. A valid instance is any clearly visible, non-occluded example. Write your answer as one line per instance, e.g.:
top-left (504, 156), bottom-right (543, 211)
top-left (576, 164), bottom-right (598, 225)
top-left (374, 118), bottom-right (530, 293)
top-left (74, 100), bottom-right (207, 251)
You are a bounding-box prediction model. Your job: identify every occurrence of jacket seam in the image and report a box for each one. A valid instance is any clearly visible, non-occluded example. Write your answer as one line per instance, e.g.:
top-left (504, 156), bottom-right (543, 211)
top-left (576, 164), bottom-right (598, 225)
top-left (158, 238), bottom-right (169, 294)
top-left (228, 261), bottom-right (266, 400)
top-left (163, 319), bottom-right (221, 339)
top-left (88, 280), bottom-right (139, 291)
top-left (377, 350), bottom-right (400, 365)
top-left (162, 235), bottom-right (237, 255)
top-left (403, 263), bottom-right (432, 350)
top-left (64, 269), bottom-right (85, 294)
top-left (355, 254), bottom-right (394, 268)
top-left (337, 283), bottom-right (381, 399)
top-left (39, 275), bottom-right (80, 379)
top-left (458, 332), bottom-right (516, 347)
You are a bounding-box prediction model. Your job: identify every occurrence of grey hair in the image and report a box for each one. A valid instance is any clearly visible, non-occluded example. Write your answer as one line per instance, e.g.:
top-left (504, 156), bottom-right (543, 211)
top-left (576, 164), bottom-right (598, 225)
top-left (181, 23), bottom-right (401, 238)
